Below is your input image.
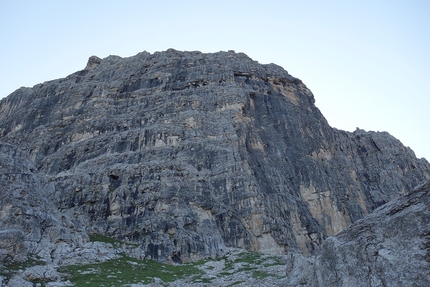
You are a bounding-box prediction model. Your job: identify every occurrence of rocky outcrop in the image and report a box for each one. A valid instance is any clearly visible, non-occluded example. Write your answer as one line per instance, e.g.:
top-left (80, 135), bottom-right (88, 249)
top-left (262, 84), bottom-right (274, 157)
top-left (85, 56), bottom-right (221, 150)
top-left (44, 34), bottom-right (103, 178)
top-left (0, 49), bottom-right (429, 263)
top-left (287, 179), bottom-right (430, 287)
top-left (0, 142), bottom-right (87, 263)
top-left (0, 142), bottom-right (140, 285)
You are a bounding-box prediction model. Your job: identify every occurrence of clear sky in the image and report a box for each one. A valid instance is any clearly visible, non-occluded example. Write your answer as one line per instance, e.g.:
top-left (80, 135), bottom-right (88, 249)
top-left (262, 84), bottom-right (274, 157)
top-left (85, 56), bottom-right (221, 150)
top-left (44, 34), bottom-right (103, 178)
top-left (1, 0), bottom-right (429, 160)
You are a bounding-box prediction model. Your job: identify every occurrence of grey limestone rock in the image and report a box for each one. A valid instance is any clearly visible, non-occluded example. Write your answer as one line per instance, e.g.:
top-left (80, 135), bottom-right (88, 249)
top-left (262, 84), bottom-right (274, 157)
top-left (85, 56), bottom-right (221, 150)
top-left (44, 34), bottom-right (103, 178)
top-left (22, 265), bottom-right (60, 282)
top-left (45, 281), bottom-right (74, 287)
top-left (54, 241), bottom-right (120, 266)
top-left (286, 179), bottom-right (430, 287)
top-left (0, 142), bottom-right (88, 263)
top-left (5, 275), bottom-right (33, 287)
top-left (0, 49), bottom-right (429, 264)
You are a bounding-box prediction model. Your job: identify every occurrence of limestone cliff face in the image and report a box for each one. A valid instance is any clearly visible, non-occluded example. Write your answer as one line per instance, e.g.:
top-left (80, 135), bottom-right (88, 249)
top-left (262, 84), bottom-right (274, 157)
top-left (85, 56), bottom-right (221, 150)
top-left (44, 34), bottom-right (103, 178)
top-left (0, 49), bottom-right (429, 262)
top-left (0, 143), bottom-right (87, 262)
top-left (287, 179), bottom-right (430, 287)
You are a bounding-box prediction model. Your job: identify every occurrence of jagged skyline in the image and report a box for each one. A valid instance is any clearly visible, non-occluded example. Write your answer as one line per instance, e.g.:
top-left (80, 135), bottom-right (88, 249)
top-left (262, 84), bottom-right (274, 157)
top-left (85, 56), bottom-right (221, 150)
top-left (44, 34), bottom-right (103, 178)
top-left (1, 0), bottom-right (429, 160)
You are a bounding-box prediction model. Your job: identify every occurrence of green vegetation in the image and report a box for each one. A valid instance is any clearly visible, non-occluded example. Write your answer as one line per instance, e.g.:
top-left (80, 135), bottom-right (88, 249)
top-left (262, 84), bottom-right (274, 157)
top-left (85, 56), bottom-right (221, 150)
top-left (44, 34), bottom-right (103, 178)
top-left (59, 254), bottom-right (205, 286)
top-left (234, 251), bottom-right (263, 264)
top-left (219, 251), bottom-right (284, 281)
top-left (0, 234), bottom-right (286, 286)
top-left (196, 277), bottom-right (212, 284)
top-left (108, 186), bottom-right (115, 194)
top-left (0, 254), bottom-right (46, 282)
top-left (58, 235), bottom-right (286, 286)
top-left (229, 281), bottom-right (245, 286)
top-left (59, 234), bottom-right (206, 286)
top-left (89, 233), bottom-right (138, 248)
top-left (252, 270), bottom-right (272, 279)
top-left (223, 251), bottom-right (283, 269)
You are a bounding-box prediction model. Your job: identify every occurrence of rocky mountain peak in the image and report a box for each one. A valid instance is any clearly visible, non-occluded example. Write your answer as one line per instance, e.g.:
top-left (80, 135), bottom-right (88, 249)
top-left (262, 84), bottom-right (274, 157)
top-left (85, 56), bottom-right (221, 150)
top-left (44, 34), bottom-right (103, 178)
top-left (85, 55), bottom-right (102, 69)
top-left (0, 49), bottom-right (429, 272)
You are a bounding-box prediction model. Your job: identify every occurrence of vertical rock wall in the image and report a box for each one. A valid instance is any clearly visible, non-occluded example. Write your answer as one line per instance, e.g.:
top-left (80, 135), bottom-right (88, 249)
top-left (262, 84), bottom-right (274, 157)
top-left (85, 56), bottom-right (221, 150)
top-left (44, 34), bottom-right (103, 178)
top-left (0, 143), bottom-right (87, 262)
top-left (0, 49), bottom-right (429, 262)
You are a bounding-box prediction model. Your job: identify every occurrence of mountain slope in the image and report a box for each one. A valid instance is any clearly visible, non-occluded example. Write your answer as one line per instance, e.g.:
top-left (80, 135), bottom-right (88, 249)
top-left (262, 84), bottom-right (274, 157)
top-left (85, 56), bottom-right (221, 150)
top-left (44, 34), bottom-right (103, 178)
top-left (287, 179), bottom-right (430, 287)
top-left (0, 49), bottom-right (429, 262)
top-left (0, 142), bottom-right (86, 262)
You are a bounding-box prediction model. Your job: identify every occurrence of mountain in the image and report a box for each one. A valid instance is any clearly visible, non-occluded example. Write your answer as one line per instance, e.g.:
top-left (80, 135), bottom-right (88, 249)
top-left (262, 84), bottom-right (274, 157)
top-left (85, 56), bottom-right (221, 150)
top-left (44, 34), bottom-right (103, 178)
top-left (0, 49), bottom-right (429, 270)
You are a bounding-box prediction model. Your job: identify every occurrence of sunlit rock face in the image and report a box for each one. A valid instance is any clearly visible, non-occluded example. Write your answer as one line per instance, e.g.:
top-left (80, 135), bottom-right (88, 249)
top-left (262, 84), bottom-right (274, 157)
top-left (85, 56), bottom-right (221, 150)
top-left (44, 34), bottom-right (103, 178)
top-left (0, 49), bottom-right (429, 262)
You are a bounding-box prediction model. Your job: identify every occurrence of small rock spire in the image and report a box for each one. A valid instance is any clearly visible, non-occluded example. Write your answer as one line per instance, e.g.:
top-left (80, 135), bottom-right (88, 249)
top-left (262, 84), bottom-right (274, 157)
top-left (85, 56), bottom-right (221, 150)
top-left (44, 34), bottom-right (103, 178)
top-left (85, 55), bottom-right (102, 69)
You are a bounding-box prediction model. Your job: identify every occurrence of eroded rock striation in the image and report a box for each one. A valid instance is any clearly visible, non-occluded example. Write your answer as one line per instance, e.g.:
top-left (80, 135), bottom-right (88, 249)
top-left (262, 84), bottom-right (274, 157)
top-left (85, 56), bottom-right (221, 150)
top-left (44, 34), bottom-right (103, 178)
top-left (0, 142), bottom-right (87, 262)
top-left (287, 178), bottom-right (430, 287)
top-left (0, 49), bottom-right (429, 263)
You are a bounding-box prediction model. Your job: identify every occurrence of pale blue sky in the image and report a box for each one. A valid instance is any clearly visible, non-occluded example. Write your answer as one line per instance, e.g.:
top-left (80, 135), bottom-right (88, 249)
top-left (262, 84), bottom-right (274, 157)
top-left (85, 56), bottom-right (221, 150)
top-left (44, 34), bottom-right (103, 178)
top-left (1, 0), bottom-right (429, 160)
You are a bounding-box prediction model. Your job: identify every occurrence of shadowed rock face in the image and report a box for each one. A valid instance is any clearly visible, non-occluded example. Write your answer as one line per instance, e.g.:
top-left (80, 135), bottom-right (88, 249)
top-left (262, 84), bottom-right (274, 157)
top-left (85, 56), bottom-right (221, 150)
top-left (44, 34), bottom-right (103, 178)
top-left (287, 179), bottom-right (430, 287)
top-left (0, 143), bottom-right (87, 262)
top-left (0, 49), bottom-right (429, 262)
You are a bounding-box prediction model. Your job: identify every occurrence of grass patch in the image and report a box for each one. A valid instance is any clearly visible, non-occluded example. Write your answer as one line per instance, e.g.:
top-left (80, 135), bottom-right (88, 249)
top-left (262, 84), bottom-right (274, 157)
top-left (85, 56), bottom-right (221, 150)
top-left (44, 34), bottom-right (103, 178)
top-left (59, 254), bottom-right (204, 286)
top-left (197, 277), bottom-right (212, 283)
top-left (217, 251), bottom-right (283, 281)
top-left (229, 281), bottom-right (245, 286)
top-left (224, 261), bottom-right (234, 271)
top-left (222, 251), bottom-right (267, 272)
top-left (0, 254), bottom-right (46, 281)
top-left (262, 261), bottom-right (284, 267)
top-left (234, 251), bottom-right (262, 264)
top-left (252, 270), bottom-right (271, 279)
